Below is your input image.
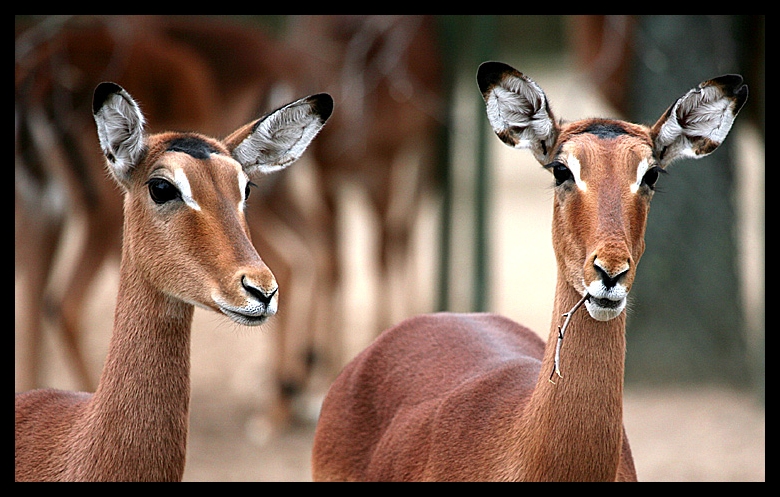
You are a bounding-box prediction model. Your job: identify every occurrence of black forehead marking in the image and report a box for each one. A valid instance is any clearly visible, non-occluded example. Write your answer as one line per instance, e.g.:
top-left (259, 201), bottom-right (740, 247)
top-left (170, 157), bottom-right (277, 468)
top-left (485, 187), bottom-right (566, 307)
top-left (580, 122), bottom-right (630, 139)
top-left (166, 136), bottom-right (220, 159)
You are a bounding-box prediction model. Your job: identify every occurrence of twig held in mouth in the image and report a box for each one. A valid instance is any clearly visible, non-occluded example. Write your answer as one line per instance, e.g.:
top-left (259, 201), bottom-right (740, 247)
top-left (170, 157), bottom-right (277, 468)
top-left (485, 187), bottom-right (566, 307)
top-left (548, 294), bottom-right (590, 384)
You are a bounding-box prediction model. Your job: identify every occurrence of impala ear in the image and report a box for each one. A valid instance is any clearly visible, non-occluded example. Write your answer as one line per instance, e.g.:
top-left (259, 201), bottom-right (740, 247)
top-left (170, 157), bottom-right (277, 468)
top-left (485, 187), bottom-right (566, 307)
top-left (477, 61), bottom-right (559, 164)
top-left (650, 74), bottom-right (748, 167)
top-left (93, 82), bottom-right (147, 186)
top-left (226, 93), bottom-right (333, 176)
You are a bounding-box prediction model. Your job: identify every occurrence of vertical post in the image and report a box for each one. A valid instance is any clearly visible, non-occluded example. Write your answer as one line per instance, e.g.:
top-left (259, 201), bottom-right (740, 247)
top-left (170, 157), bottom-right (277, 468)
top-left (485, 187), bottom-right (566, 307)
top-left (436, 15), bottom-right (497, 313)
top-left (435, 16), bottom-right (456, 312)
top-left (472, 15), bottom-right (496, 312)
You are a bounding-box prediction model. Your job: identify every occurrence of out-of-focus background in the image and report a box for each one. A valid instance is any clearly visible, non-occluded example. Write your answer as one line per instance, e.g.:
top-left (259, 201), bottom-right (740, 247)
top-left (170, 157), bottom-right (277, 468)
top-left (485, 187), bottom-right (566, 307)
top-left (15, 15), bottom-right (764, 481)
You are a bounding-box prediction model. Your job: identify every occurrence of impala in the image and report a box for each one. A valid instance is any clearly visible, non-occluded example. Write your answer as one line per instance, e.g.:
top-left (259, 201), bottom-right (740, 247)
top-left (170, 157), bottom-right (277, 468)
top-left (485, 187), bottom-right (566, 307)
top-left (311, 62), bottom-right (747, 481)
top-left (15, 17), bottom-right (442, 431)
top-left (15, 82), bottom-right (332, 481)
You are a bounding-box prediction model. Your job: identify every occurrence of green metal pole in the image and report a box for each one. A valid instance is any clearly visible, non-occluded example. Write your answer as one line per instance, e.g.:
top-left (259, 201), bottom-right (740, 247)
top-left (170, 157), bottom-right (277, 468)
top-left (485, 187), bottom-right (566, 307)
top-left (472, 15), bottom-right (496, 312)
top-left (435, 16), bottom-right (457, 312)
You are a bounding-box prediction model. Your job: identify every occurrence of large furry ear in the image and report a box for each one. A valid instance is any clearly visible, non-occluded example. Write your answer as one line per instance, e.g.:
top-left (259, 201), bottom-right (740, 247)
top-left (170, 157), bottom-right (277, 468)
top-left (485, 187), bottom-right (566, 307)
top-left (92, 82), bottom-right (147, 186)
top-left (477, 61), bottom-right (559, 164)
top-left (650, 74), bottom-right (748, 167)
top-left (225, 93), bottom-right (333, 177)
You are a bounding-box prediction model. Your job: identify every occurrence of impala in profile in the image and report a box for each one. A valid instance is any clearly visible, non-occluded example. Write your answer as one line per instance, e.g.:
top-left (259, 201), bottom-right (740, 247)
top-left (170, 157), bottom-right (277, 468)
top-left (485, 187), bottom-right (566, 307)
top-left (15, 82), bottom-right (332, 481)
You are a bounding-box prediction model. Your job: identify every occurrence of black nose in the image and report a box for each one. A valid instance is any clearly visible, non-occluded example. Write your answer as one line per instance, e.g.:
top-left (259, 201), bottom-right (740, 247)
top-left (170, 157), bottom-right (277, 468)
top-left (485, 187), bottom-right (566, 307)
top-left (593, 265), bottom-right (628, 290)
top-left (242, 276), bottom-right (277, 306)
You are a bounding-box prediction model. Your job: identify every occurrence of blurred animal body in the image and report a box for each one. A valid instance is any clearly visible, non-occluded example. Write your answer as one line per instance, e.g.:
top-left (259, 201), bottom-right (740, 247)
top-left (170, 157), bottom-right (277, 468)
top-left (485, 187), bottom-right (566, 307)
top-left (279, 14), bottom-right (444, 392)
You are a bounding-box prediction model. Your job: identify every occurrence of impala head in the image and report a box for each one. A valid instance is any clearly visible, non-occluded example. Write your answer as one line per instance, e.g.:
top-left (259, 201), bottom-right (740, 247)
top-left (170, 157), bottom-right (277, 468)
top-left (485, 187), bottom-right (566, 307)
top-left (477, 61), bottom-right (747, 321)
top-left (93, 82), bottom-right (333, 326)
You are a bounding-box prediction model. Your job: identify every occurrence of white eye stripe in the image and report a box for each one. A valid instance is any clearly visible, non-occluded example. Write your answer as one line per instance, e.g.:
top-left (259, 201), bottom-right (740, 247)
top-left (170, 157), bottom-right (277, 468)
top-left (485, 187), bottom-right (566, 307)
top-left (171, 162), bottom-right (249, 212)
top-left (630, 158), bottom-right (650, 194)
top-left (236, 167), bottom-right (249, 210)
top-left (173, 168), bottom-right (201, 211)
top-left (565, 152), bottom-right (587, 192)
top-left (563, 152), bottom-right (651, 194)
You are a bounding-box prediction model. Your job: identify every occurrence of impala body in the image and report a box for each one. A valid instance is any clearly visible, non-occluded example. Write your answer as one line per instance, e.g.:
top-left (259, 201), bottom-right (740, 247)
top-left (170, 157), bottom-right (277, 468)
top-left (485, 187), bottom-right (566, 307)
top-left (311, 62), bottom-right (747, 482)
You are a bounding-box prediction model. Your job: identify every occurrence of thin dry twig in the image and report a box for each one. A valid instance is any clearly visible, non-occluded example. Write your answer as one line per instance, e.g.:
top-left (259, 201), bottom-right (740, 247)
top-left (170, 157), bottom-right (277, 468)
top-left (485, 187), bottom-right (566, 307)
top-left (549, 294), bottom-right (590, 384)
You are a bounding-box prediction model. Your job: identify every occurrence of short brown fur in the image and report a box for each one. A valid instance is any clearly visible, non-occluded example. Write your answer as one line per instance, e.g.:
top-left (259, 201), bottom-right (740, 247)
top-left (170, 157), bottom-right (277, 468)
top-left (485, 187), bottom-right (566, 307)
top-left (311, 62), bottom-right (746, 481)
top-left (15, 83), bottom-right (331, 481)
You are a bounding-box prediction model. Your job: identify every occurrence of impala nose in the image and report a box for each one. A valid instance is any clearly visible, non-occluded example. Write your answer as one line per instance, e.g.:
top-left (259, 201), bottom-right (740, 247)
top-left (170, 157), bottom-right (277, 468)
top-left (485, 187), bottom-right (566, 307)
top-left (214, 271), bottom-right (279, 326)
top-left (593, 258), bottom-right (629, 289)
top-left (583, 250), bottom-right (633, 321)
top-left (242, 275), bottom-right (278, 306)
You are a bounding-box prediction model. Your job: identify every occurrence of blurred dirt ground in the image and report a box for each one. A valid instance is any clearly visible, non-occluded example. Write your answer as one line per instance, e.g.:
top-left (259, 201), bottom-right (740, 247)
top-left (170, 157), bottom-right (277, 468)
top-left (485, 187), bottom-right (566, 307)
top-left (181, 384), bottom-right (765, 482)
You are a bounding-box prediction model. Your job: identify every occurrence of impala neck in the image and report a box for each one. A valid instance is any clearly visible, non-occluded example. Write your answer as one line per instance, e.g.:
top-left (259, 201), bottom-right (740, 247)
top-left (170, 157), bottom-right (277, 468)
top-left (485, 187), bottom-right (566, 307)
top-left (515, 275), bottom-right (627, 481)
top-left (77, 251), bottom-right (194, 481)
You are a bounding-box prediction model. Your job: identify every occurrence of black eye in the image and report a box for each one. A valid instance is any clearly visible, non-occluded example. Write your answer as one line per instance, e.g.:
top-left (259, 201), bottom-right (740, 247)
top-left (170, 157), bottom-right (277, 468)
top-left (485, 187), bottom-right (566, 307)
top-left (147, 178), bottom-right (181, 204)
top-left (546, 161), bottom-right (573, 186)
top-left (641, 166), bottom-right (663, 190)
top-left (245, 181), bottom-right (256, 201)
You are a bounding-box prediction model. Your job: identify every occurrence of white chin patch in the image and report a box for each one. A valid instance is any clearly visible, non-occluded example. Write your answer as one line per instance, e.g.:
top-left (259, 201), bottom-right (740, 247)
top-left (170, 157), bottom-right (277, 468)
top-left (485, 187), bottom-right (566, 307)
top-left (585, 297), bottom-right (626, 321)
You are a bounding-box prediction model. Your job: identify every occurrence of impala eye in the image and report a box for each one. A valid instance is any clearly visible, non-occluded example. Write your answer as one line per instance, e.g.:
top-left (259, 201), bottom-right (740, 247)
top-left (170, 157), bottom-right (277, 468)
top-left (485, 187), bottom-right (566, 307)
top-left (641, 166), bottom-right (664, 190)
top-left (245, 181), bottom-right (256, 201)
top-left (546, 161), bottom-right (573, 187)
top-left (147, 178), bottom-right (181, 204)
